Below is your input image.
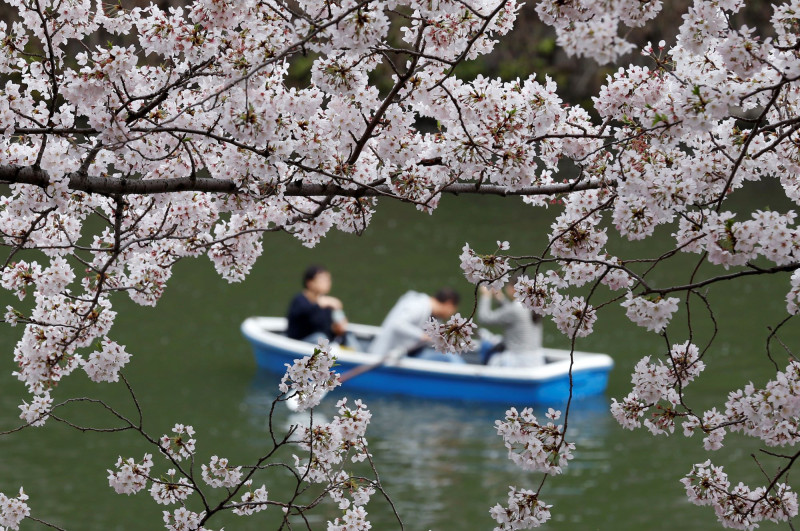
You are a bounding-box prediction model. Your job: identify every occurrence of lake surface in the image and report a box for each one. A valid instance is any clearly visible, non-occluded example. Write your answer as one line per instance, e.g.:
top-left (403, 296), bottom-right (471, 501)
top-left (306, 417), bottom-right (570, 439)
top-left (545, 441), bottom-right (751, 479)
top-left (1, 186), bottom-right (798, 530)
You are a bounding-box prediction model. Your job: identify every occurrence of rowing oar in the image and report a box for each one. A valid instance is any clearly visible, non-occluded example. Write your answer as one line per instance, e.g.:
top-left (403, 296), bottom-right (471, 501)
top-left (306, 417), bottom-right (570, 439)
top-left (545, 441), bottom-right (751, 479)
top-left (285, 341), bottom-right (428, 411)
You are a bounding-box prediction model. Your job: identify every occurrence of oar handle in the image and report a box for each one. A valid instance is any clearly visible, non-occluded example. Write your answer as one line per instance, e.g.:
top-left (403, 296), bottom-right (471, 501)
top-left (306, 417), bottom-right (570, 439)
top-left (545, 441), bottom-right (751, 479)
top-left (285, 341), bottom-right (431, 411)
top-left (338, 360), bottom-right (385, 383)
top-left (337, 341), bottom-right (428, 383)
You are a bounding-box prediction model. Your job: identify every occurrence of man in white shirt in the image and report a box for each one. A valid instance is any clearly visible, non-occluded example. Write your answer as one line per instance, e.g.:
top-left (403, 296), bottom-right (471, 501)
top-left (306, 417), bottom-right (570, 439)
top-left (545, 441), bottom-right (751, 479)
top-left (368, 288), bottom-right (465, 363)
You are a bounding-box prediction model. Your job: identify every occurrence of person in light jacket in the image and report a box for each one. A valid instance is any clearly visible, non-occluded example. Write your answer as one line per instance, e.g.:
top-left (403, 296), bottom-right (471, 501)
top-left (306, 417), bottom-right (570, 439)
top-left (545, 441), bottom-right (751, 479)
top-left (368, 288), bottom-right (465, 363)
top-left (477, 283), bottom-right (544, 366)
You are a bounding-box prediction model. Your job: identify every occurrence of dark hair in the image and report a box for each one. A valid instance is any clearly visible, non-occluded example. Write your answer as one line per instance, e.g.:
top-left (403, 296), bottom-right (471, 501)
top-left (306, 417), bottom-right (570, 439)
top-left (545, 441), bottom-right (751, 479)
top-left (302, 265), bottom-right (328, 287)
top-left (433, 287), bottom-right (460, 305)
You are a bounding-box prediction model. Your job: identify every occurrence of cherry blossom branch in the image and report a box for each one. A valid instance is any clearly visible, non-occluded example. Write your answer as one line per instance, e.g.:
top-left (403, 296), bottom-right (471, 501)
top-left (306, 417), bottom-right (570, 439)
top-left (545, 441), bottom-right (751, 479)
top-left (0, 164), bottom-right (607, 197)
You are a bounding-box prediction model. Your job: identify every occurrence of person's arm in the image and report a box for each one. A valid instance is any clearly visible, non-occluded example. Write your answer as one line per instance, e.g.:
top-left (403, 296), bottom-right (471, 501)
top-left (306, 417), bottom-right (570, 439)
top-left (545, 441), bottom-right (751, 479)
top-left (478, 292), bottom-right (516, 326)
top-left (386, 297), bottom-right (430, 342)
top-left (390, 315), bottom-right (429, 342)
top-left (317, 295), bottom-right (343, 310)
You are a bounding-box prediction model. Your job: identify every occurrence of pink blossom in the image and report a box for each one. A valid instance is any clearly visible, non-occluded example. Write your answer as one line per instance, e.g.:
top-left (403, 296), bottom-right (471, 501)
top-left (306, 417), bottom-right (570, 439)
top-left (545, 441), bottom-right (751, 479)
top-left (423, 313), bottom-right (477, 354)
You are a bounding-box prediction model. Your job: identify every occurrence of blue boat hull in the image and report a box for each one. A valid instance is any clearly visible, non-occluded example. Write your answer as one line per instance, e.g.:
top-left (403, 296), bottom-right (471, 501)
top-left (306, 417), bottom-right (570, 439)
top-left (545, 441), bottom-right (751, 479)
top-left (242, 317), bottom-right (613, 405)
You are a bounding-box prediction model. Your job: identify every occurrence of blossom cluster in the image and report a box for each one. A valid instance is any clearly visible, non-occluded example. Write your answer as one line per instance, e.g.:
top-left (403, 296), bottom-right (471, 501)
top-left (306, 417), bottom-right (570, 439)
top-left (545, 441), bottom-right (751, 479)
top-left (18, 391), bottom-right (52, 427)
top-left (681, 460), bottom-right (798, 530)
top-left (423, 313), bottom-right (477, 354)
top-left (279, 340), bottom-right (341, 411)
top-left (0, 488), bottom-right (29, 530)
top-left (159, 424), bottom-right (197, 462)
top-left (231, 480), bottom-right (269, 517)
top-left (724, 361), bottom-right (800, 448)
top-left (149, 470), bottom-right (193, 506)
top-left (293, 398), bottom-right (372, 484)
top-left (201, 456), bottom-right (243, 489)
top-left (495, 407), bottom-right (574, 476)
top-left (535, 0), bottom-right (663, 63)
top-left (611, 341), bottom-right (705, 435)
top-left (291, 398), bottom-right (376, 528)
top-left (460, 243), bottom-right (510, 291)
top-left (83, 338), bottom-right (131, 383)
top-left (327, 502), bottom-right (372, 531)
top-left (620, 295), bottom-right (680, 334)
top-left (162, 508), bottom-right (208, 531)
top-left (108, 454), bottom-right (154, 495)
top-left (105, 428), bottom-right (271, 527)
top-left (512, 274), bottom-right (599, 338)
top-left (613, 346), bottom-right (800, 524)
top-left (489, 486), bottom-right (552, 530)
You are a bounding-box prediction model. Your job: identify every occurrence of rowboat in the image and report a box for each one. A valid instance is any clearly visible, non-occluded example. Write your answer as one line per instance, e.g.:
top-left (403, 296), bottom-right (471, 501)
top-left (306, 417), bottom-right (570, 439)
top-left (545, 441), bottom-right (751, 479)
top-left (241, 316), bottom-right (614, 404)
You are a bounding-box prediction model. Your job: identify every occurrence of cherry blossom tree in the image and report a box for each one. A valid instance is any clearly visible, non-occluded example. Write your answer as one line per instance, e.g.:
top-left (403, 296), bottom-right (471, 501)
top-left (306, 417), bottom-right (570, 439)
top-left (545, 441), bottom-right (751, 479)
top-left (3, 0), bottom-right (800, 528)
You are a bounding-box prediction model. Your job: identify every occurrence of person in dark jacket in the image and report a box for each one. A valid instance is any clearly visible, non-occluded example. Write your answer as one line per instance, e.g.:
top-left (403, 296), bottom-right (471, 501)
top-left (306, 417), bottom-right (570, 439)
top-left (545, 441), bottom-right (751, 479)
top-left (286, 265), bottom-right (357, 348)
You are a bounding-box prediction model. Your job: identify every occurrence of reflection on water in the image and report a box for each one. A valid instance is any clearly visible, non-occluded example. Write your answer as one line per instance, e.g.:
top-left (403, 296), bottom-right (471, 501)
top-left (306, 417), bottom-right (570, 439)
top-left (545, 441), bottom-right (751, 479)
top-left (244, 369), bottom-right (613, 530)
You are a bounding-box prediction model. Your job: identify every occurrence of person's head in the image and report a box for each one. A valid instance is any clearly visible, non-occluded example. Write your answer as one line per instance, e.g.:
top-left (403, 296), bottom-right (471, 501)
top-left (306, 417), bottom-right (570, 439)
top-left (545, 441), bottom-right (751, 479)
top-left (431, 287), bottom-right (460, 319)
top-left (302, 265), bottom-right (332, 295)
top-left (503, 281), bottom-right (516, 299)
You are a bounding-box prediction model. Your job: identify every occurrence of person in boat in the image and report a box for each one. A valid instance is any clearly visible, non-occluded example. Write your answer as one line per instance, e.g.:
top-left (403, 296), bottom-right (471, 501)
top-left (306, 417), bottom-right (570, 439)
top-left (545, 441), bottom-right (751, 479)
top-left (477, 281), bottom-right (544, 366)
top-left (368, 288), bottom-right (466, 363)
top-left (286, 265), bottom-right (359, 349)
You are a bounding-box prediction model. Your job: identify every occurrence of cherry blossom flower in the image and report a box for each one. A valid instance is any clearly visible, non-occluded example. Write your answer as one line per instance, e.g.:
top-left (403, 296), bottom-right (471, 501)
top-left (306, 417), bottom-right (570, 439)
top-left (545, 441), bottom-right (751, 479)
top-left (459, 243), bottom-right (510, 291)
top-left (83, 338), bottom-right (131, 383)
top-left (162, 507), bottom-right (205, 531)
top-left (551, 296), bottom-right (597, 338)
top-left (149, 470), bottom-right (193, 505)
top-left (201, 456), bottom-right (242, 489)
top-left (495, 407), bottom-right (574, 475)
top-left (293, 398), bottom-right (371, 484)
top-left (279, 340), bottom-right (341, 411)
top-left (0, 488), bottom-right (30, 530)
top-left (327, 505), bottom-right (372, 531)
top-left (159, 424), bottom-right (196, 462)
top-left (490, 486), bottom-right (551, 530)
top-left (621, 294), bottom-right (680, 333)
top-left (18, 392), bottom-right (52, 427)
top-left (231, 480), bottom-right (269, 516)
top-left (108, 454), bottom-right (154, 495)
top-left (423, 313), bottom-right (477, 354)
top-left (610, 391), bottom-right (648, 430)
top-left (681, 461), bottom-right (798, 530)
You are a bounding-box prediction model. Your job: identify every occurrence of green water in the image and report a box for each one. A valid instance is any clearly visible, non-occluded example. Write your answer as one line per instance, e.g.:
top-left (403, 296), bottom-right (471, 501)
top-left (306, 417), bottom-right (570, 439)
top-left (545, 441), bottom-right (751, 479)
top-left (1, 187), bottom-right (798, 530)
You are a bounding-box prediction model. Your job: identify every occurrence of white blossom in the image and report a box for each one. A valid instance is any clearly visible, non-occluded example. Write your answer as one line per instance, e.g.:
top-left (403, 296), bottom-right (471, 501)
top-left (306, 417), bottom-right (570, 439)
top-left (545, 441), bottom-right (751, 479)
top-left (159, 424), bottom-right (196, 462)
top-left (232, 480), bottom-right (269, 516)
top-left (423, 313), bottom-right (476, 354)
top-left (0, 488), bottom-right (30, 530)
top-left (108, 454), bottom-right (153, 495)
top-left (201, 456), bottom-right (242, 489)
top-left (279, 340), bottom-right (341, 411)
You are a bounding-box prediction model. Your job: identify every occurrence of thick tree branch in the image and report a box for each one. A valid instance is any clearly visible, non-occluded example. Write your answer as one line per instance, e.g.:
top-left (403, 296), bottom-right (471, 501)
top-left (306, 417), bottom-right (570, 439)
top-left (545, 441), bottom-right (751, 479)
top-left (0, 164), bottom-right (608, 197)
